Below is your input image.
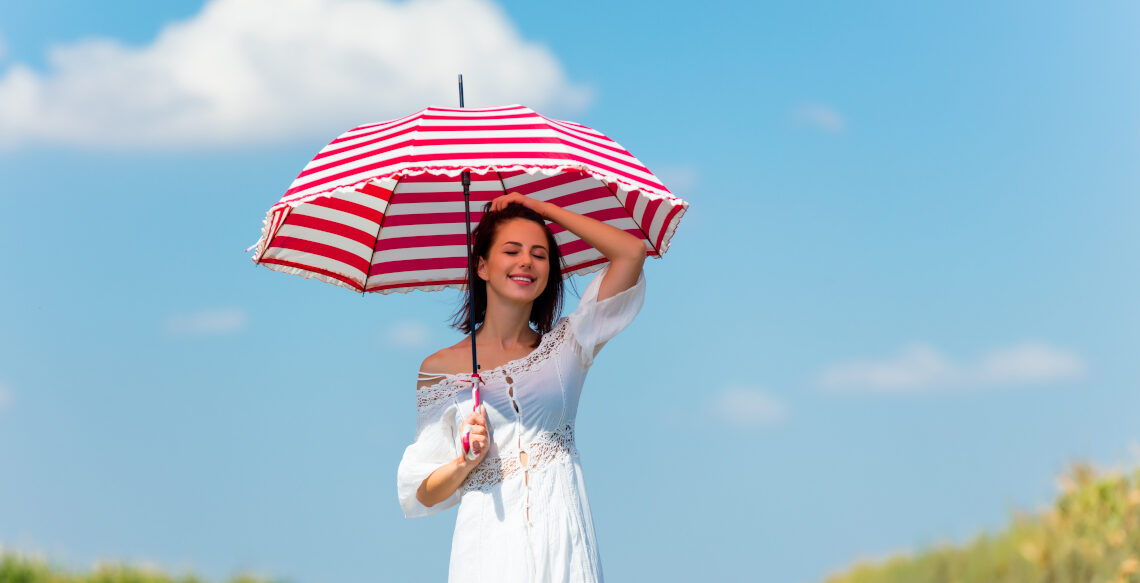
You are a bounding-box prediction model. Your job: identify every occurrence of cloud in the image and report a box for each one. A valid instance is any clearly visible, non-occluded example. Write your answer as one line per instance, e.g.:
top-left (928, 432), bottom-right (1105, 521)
top-left (383, 319), bottom-right (432, 349)
top-left (166, 307), bottom-right (249, 336)
top-left (0, 0), bottom-right (591, 150)
top-left (708, 386), bottom-right (787, 427)
top-left (653, 164), bottom-right (699, 194)
top-left (794, 103), bottom-right (846, 133)
top-left (818, 341), bottom-right (1086, 393)
top-left (977, 342), bottom-right (1086, 384)
top-left (819, 343), bottom-right (954, 392)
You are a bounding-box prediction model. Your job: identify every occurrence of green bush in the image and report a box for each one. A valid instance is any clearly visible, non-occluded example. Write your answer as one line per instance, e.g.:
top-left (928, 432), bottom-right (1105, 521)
top-left (0, 553), bottom-right (277, 583)
top-left (824, 464), bottom-right (1140, 583)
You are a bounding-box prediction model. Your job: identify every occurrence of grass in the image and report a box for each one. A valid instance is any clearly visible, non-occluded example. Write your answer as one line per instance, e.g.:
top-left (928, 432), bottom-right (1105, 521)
top-left (3, 463), bottom-right (1136, 583)
top-left (823, 464), bottom-right (1140, 583)
top-left (0, 552), bottom-right (279, 583)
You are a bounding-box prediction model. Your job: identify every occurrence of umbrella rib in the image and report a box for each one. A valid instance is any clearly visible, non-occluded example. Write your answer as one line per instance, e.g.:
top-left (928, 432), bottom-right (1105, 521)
top-left (361, 179), bottom-right (399, 294)
top-left (604, 180), bottom-right (660, 257)
top-left (495, 171), bottom-right (509, 200)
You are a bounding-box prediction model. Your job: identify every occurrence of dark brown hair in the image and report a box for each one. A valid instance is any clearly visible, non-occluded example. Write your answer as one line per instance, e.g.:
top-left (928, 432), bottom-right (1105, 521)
top-left (452, 202), bottom-right (564, 337)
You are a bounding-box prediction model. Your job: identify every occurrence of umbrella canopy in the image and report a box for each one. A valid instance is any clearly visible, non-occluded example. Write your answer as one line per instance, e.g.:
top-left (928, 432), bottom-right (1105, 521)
top-left (250, 104), bottom-right (687, 293)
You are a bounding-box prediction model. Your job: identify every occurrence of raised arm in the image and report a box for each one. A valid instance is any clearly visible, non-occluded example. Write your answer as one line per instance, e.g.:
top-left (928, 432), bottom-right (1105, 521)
top-left (490, 192), bottom-right (646, 301)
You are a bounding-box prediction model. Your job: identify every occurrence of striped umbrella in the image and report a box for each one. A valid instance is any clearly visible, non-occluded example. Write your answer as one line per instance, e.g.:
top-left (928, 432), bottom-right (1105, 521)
top-left (250, 104), bottom-right (687, 294)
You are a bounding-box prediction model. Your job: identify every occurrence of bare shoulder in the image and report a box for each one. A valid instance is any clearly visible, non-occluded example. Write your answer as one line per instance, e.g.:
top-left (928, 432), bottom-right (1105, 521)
top-left (417, 338), bottom-right (472, 389)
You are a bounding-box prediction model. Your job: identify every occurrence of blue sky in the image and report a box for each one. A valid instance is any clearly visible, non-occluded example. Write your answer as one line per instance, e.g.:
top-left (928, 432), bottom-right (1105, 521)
top-left (1, 1), bottom-right (1138, 582)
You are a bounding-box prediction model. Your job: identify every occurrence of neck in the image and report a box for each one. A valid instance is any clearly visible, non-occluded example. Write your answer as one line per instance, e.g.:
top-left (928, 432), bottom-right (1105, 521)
top-left (477, 295), bottom-right (537, 347)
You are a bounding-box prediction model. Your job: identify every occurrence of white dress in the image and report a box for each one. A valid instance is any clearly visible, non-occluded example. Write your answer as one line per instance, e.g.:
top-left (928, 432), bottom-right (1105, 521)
top-left (397, 266), bottom-right (646, 583)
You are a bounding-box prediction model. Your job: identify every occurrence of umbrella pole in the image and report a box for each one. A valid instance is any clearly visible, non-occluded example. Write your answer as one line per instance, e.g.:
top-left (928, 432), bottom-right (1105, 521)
top-left (462, 169), bottom-right (478, 376)
top-left (461, 168), bottom-right (483, 461)
top-left (458, 74), bottom-right (481, 462)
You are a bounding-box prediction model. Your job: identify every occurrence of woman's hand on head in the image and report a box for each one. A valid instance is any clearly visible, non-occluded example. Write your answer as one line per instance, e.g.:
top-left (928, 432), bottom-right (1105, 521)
top-left (462, 405), bottom-right (491, 465)
top-left (490, 192), bottom-right (548, 217)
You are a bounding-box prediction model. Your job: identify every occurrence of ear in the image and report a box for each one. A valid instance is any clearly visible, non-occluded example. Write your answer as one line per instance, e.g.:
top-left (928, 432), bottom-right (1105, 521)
top-left (476, 256), bottom-right (488, 281)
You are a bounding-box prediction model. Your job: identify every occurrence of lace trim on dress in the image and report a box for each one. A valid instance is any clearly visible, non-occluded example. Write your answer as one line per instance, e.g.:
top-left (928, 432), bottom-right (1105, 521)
top-left (481, 318), bottom-right (570, 383)
top-left (415, 318), bottom-right (571, 396)
top-left (416, 375), bottom-right (463, 411)
top-left (462, 421), bottom-right (578, 493)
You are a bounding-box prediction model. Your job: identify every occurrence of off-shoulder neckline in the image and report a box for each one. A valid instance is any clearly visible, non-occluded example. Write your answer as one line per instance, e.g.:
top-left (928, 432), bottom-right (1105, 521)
top-left (417, 317), bottom-right (568, 382)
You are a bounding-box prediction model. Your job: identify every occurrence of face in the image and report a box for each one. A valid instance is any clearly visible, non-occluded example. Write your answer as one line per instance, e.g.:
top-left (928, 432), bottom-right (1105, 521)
top-left (477, 218), bottom-right (551, 305)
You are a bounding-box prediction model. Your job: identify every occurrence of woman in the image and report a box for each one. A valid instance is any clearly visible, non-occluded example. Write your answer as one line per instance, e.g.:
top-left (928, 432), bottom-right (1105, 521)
top-left (397, 191), bottom-right (647, 582)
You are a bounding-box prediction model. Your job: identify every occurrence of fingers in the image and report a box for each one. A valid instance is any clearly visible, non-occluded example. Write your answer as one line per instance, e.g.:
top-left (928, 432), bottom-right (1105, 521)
top-left (490, 192), bottom-right (526, 212)
top-left (470, 433), bottom-right (487, 451)
top-left (489, 194), bottom-right (507, 211)
top-left (463, 406), bottom-right (490, 459)
top-left (463, 408), bottom-right (487, 428)
top-left (467, 430), bottom-right (487, 459)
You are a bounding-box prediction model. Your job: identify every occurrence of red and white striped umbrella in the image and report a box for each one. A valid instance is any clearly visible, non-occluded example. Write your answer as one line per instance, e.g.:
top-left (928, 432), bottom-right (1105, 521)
top-left (251, 104), bottom-right (687, 293)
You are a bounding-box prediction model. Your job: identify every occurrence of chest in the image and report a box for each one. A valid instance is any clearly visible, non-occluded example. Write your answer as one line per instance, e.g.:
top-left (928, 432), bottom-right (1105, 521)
top-left (452, 324), bottom-right (587, 431)
top-left (475, 341), bottom-right (542, 372)
top-left (458, 361), bottom-right (562, 435)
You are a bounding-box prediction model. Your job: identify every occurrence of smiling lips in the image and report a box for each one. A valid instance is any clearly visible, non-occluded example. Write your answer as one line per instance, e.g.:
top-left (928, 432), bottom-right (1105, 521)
top-left (509, 273), bottom-right (536, 285)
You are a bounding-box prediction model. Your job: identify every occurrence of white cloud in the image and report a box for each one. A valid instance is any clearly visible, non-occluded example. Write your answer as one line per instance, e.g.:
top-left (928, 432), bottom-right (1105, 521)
top-left (708, 386), bottom-right (787, 427)
top-left (653, 164), bottom-right (699, 194)
top-left (384, 319), bottom-right (432, 348)
top-left (819, 341), bottom-right (1087, 393)
top-left (166, 307), bottom-right (249, 336)
top-left (819, 343), bottom-right (955, 392)
top-left (977, 342), bottom-right (1085, 384)
top-left (794, 102), bottom-right (846, 133)
top-left (0, 0), bottom-right (591, 150)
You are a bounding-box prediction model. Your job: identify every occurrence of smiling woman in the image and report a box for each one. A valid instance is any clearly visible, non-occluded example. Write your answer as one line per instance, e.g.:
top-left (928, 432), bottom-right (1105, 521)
top-left (452, 201), bottom-right (564, 338)
top-left (397, 192), bottom-right (647, 583)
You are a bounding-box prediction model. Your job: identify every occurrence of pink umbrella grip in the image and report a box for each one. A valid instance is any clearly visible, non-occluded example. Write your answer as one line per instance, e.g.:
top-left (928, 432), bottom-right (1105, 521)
top-left (462, 384), bottom-right (482, 461)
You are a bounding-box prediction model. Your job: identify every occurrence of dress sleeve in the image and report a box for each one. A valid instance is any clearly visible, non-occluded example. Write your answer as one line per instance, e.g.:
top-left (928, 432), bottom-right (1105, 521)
top-left (396, 375), bottom-right (463, 518)
top-left (567, 264), bottom-right (646, 367)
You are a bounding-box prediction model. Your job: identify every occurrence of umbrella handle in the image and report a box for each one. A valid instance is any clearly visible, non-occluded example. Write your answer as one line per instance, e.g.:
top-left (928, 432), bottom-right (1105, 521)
top-left (462, 382), bottom-right (482, 461)
top-left (462, 428), bottom-right (478, 461)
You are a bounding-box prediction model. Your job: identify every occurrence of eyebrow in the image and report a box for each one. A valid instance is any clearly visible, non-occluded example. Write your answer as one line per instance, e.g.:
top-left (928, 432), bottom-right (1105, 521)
top-left (503, 241), bottom-right (548, 251)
